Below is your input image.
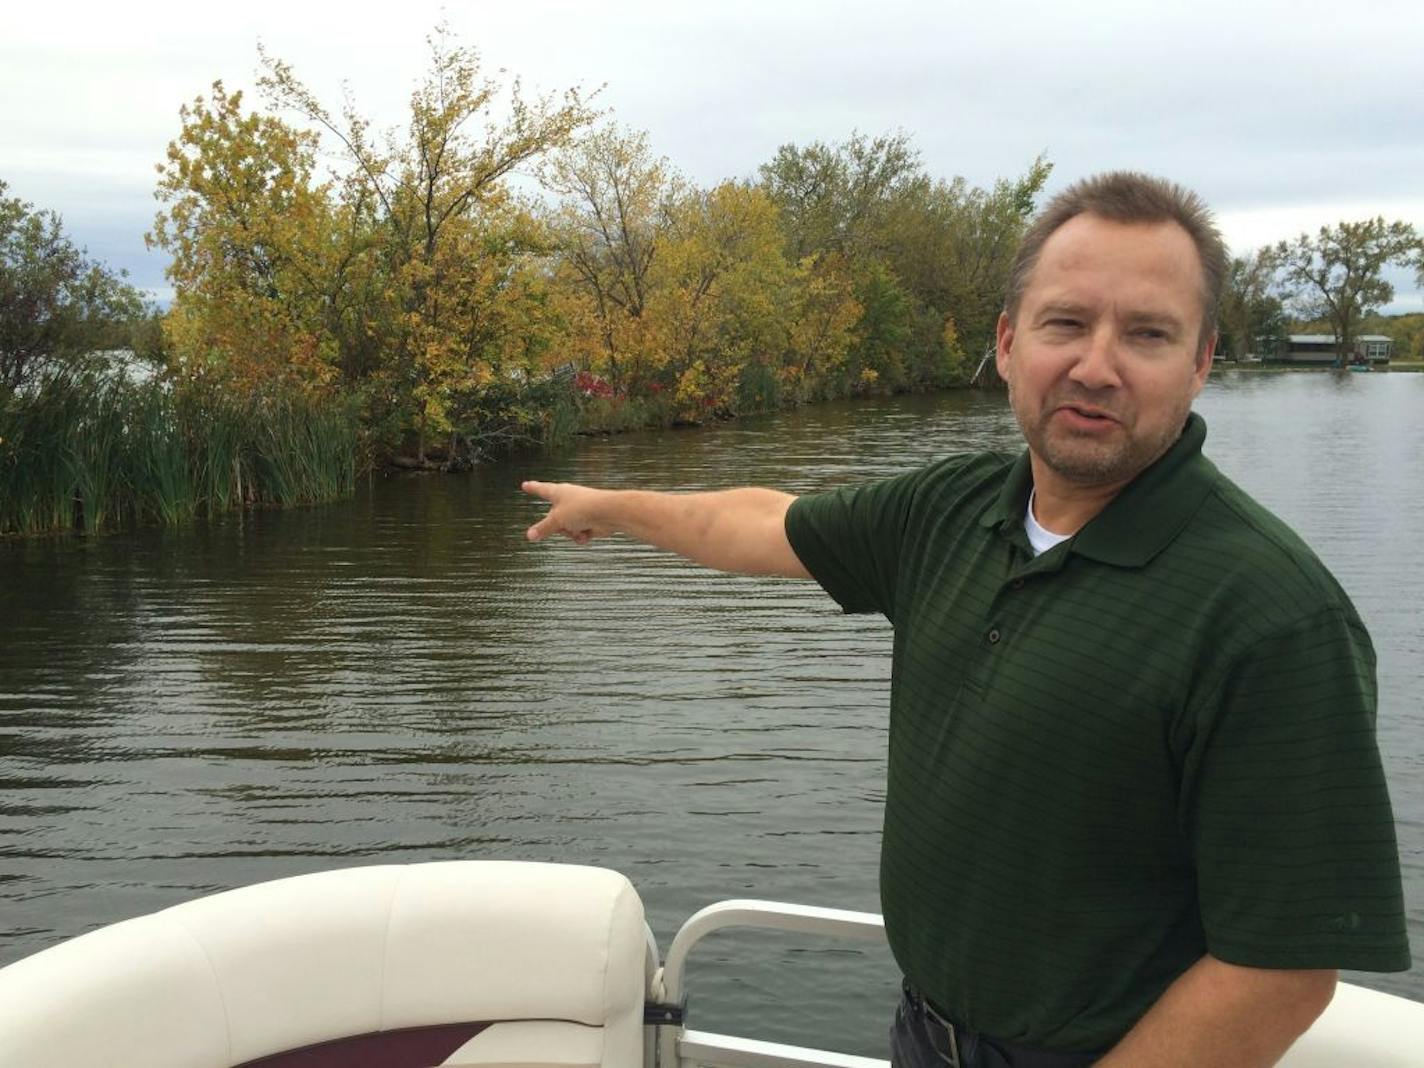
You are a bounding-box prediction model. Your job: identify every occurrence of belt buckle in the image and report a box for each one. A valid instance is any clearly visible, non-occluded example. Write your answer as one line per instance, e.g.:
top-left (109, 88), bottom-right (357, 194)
top-left (922, 999), bottom-right (962, 1068)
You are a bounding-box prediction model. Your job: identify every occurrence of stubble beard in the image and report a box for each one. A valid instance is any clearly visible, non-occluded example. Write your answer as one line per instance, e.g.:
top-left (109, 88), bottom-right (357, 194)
top-left (1008, 385), bottom-right (1189, 487)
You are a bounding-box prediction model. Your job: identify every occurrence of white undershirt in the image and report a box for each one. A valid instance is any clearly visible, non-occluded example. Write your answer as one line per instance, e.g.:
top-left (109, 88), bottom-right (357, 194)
top-left (1024, 489), bottom-right (1073, 557)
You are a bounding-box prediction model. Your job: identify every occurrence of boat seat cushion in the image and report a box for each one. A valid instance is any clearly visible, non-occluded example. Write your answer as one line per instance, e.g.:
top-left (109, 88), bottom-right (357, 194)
top-left (0, 861), bottom-right (650, 1068)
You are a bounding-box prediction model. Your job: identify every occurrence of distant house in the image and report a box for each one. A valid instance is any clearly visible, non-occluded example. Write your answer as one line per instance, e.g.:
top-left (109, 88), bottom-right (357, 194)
top-left (1265, 334), bottom-right (1393, 366)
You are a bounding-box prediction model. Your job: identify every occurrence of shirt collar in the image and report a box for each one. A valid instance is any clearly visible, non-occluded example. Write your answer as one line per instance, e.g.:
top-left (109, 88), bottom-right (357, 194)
top-left (978, 412), bottom-right (1219, 568)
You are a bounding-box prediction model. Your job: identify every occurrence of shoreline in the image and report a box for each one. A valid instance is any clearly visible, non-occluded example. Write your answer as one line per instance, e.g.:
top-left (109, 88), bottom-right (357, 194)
top-left (1214, 361), bottom-right (1423, 373)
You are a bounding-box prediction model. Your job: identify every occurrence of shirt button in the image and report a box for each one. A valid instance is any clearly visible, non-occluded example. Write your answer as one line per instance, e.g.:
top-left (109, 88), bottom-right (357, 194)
top-left (988, 628), bottom-right (1001, 644)
top-left (1010, 579), bottom-right (1025, 590)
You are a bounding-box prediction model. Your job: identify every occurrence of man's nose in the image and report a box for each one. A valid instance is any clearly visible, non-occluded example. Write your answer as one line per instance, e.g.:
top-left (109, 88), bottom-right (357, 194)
top-left (1068, 325), bottom-right (1122, 389)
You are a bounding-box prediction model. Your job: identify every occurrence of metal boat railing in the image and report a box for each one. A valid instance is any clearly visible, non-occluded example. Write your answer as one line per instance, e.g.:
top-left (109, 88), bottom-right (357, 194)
top-left (647, 899), bottom-right (1424, 1068)
top-left (649, 900), bottom-right (890, 1068)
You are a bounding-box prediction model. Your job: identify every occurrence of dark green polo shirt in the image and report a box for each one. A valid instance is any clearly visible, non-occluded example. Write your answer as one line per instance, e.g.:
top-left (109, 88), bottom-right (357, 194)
top-left (785, 413), bottom-right (1410, 1053)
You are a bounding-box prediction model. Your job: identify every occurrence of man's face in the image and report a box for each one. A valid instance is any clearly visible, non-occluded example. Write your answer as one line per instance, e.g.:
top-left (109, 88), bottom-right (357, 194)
top-left (995, 213), bottom-right (1215, 490)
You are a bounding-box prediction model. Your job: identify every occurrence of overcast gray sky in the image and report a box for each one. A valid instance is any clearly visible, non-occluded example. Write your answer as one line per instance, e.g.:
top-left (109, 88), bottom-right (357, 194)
top-left (4, 0), bottom-right (1422, 310)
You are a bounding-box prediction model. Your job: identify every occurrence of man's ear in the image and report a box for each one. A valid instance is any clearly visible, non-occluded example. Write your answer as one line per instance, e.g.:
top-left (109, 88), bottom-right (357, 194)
top-left (995, 312), bottom-right (1014, 379)
top-left (1192, 330), bottom-right (1217, 394)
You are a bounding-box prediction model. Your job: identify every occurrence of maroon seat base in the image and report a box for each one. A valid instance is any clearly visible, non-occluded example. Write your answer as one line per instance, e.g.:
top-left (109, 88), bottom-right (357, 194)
top-left (237, 1022), bottom-right (490, 1068)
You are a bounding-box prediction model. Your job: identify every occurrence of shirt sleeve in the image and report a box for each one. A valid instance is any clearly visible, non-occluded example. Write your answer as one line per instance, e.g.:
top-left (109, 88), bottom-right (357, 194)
top-left (784, 467), bottom-right (930, 622)
top-left (1184, 606), bottom-right (1411, 972)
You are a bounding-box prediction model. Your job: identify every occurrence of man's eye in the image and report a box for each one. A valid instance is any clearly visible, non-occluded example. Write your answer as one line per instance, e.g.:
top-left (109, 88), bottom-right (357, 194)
top-left (1133, 328), bottom-right (1168, 340)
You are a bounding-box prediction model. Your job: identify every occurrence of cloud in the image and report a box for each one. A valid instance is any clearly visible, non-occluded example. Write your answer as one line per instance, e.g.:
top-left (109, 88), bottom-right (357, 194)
top-left (3, 0), bottom-right (1420, 303)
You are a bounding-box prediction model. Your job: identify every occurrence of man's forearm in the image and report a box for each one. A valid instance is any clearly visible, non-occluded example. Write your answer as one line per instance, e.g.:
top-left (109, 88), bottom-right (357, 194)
top-left (523, 482), bottom-right (810, 577)
top-left (601, 488), bottom-right (801, 573)
top-left (1095, 955), bottom-right (1335, 1067)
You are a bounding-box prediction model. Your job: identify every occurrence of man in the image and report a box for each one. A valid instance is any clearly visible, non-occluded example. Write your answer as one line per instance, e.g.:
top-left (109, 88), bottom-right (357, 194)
top-left (522, 173), bottom-right (1410, 1067)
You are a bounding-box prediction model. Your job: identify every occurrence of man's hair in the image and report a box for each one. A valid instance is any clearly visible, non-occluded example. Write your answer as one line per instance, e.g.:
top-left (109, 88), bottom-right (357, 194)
top-left (1004, 171), bottom-right (1227, 350)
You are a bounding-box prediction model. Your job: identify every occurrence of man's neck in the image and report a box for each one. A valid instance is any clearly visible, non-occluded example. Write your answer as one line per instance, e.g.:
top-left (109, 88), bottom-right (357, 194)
top-left (1027, 458), bottom-right (1132, 536)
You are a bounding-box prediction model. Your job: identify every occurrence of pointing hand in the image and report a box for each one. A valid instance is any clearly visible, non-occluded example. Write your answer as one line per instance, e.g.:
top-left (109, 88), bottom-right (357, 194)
top-left (521, 481), bottom-right (611, 544)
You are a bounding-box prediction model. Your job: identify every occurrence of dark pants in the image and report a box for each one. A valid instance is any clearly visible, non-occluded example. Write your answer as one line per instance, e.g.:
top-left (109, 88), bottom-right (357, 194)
top-left (890, 984), bottom-right (1103, 1068)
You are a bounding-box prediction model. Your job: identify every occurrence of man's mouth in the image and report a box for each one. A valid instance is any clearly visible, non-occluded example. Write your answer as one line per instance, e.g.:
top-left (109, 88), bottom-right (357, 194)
top-left (1057, 404), bottom-right (1118, 424)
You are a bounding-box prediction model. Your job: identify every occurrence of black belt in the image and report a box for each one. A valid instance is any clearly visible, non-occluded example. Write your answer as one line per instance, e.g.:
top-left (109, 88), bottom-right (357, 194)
top-left (900, 983), bottom-right (1103, 1068)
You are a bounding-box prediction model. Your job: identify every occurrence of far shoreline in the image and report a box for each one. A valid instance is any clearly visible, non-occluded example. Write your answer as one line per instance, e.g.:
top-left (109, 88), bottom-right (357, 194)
top-left (1214, 361), bottom-right (1423, 373)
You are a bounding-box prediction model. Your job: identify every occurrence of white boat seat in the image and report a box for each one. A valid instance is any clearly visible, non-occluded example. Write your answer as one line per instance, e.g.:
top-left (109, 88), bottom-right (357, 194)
top-left (1283, 980), bottom-right (1423, 1067)
top-left (0, 861), bottom-right (652, 1068)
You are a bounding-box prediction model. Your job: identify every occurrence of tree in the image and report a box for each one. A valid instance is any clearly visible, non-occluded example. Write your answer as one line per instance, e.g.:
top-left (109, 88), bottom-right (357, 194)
top-left (544, 124), bottom-right (678, 392)
top-left (760, 135), bottom-right (1050, 390)
top-left (1272, 218), bottom-right (1422, 365)
top-left (149, 82), bottom-right (349, 394)
top-left (1, 181), bottom-right (148, 392)
top-left (1218, 250), bottom-right (1286, 359)
top-left (784, 251), bottom-right (861, 403)
top-left (759, 131), bottom-right (921, 261)
top-left (651, 181), bottom-right (796, 420)
top-left (257, 27), bottom-right (598, 460)
top-left (879, 155), bottom-right (1052, 363)
top-left (847, 258), bottom-right (914, 391)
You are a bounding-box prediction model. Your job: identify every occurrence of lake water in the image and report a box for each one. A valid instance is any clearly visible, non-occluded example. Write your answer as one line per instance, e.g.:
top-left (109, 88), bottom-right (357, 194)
top-left (1, 370), bottom-right (1420, 1056)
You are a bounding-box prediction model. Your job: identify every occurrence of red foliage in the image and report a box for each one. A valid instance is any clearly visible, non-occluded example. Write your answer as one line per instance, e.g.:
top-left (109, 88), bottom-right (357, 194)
top-left (573, 370), bottom-right (615, 398)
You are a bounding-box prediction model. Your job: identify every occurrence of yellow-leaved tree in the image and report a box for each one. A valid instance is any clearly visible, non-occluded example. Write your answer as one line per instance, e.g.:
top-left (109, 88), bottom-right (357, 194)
top-left (256, 24), bottom-right (597, 462)
top-left (650, 181), bottom-right (795, 421)
top-left (544, 125), bottom-right (677, 397)
top-left (149, 82), bottom-right (348, 394)
top-left (785, 251), bottom-right (862, 404)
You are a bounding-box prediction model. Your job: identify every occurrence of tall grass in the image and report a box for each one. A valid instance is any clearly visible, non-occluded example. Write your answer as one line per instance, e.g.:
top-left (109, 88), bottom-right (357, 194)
top-left (131, 383), bottom-right (196, 527)
top-left (0, 367), bottom-right (357, 538)
top-left (247, 392), bottom-right (357, 506)
top-left (0, 371), bottom-right (82, 535)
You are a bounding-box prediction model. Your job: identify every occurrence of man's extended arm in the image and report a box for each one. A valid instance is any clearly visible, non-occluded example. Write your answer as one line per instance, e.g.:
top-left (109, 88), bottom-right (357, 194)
top-left (1095, 955), bottom-right (1335, 1067)
top-left (521, 481), bottom-right (811, 578)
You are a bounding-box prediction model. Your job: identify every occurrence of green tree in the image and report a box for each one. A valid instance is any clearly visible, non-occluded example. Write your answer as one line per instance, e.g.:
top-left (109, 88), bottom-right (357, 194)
top-left (1272, 218), bottom-right (1422, 365)
top-left (1218, 250), bottom-right (1287, 359)
top-left (879, 155), bottom-right (1052, 364)
top-left (1, 180), bottom-right (148, 392)
top-left (848, 258), bottom-right (914, 391)
top-left (761, 135), bottom-right (1050, 389)
top-left (759, 131), bottom-right (921, 261)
